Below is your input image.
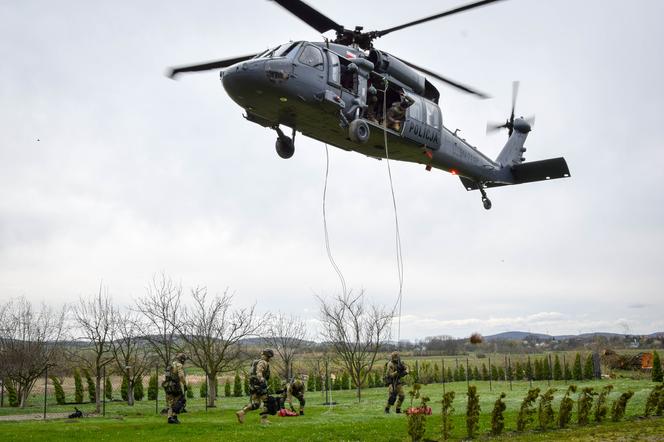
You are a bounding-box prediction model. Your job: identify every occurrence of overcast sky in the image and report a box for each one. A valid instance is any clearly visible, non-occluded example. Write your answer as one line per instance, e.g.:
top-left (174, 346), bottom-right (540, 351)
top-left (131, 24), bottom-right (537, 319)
top-left (1, 0), bottom-right (663, 340)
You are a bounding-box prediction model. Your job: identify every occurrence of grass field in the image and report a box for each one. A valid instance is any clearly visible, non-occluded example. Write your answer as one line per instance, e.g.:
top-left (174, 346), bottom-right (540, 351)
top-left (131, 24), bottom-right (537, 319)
top-left (1, 378), bottom-right (663, 441)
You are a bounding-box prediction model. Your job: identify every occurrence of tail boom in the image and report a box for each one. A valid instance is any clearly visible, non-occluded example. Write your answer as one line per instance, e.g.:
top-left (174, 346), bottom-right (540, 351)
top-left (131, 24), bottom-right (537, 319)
top-left (460, 157), bottom-right (570, 190)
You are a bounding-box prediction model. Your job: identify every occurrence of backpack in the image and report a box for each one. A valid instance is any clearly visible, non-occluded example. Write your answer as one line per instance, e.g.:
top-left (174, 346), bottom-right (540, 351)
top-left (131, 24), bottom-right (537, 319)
top-left (265, 395), bottom-right (280, 415)
top-left (161, 364), bottom-right (182, 395)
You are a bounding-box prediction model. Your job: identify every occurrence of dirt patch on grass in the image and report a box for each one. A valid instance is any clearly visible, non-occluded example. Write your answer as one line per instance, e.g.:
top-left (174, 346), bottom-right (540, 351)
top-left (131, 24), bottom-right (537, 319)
top-left (0, 412), bottom-right (75, 421)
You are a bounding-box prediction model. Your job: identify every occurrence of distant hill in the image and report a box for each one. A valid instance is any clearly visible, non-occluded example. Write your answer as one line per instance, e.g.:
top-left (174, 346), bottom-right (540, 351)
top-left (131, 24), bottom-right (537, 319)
top-left (483, 331), bottom-right (552, 341)
top-left (482, 331), bottom-right (664, 342)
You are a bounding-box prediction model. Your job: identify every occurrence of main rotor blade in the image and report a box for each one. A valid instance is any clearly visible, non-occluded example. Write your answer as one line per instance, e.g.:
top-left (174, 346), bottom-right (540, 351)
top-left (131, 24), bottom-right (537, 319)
top-left (271, 0), bottom-right (344, 34)
top-left (167, 54), bottom-right (258, 79)
top-left (374, 0), bottom-right (505, 38)
top-left (397, 57), bottom-right (490, 99)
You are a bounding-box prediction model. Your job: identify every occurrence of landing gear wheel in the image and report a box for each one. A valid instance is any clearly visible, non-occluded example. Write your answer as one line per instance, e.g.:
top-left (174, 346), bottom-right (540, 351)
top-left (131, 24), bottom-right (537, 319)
top-left (478, 183), bottom-right (492, 210)
top-left (348, 119), bottom-right (370, 144)
top-left (275, 136), bottom-right (294, 159)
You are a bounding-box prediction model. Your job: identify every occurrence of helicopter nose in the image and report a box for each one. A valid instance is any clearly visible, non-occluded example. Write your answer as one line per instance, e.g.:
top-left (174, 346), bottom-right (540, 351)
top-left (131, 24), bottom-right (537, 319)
top-left (221, 58), bottom-right (295, 110)
top-left (221, 60), bottom-right (268, 104)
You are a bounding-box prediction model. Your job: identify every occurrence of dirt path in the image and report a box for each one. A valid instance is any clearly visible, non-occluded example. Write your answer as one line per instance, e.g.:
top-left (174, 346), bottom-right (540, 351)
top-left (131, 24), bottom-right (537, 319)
top-left (0, 412), bottom-right (73, 421)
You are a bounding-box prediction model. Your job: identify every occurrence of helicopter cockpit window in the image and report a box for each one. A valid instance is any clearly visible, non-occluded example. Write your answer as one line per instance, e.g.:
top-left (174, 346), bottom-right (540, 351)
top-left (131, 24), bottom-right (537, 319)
top-left (275, 42), bottom-right (299, 57)
top-left (425, 100), bottom-right (442, 129)
top-left (254, 49), bottom-right (270, 59)
top-left (260, 42), bottom-right (299, 59)
top-left (298, 45), bottom-right (324, 70)
top-left (327, 52), bottom-right (340, 85)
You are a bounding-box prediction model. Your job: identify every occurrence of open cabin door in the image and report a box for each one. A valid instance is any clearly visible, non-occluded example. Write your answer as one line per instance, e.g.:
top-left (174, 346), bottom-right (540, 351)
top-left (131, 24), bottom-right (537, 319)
top-left (402, 94), bottom-right (441, 150)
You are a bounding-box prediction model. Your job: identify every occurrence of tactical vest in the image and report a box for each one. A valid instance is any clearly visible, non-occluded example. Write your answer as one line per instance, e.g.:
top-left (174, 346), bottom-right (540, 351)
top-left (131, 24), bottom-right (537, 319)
top-left (385, 360), bottom-right (406, 383)
top-left (250, 359), bottom-right (270, 385)
top-left (162, 363), bottom-right (182, 395)
top-left (290, 379), bottom-right (304, 395)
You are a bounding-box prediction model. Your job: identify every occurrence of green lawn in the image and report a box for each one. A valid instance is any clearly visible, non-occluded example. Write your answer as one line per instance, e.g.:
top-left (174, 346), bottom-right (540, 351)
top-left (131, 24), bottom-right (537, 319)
top-left (1, 379), bottom-right (662, 441)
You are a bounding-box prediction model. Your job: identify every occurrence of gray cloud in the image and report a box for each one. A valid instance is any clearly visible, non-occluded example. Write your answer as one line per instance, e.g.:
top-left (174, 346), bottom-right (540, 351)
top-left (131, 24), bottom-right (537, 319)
top-left (1, 0), bottom-right (663, 338)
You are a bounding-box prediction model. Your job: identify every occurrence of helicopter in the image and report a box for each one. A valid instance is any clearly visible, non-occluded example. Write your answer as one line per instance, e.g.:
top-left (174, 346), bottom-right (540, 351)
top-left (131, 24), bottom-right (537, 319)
top-left (168, 0), bottom-right (570, 210)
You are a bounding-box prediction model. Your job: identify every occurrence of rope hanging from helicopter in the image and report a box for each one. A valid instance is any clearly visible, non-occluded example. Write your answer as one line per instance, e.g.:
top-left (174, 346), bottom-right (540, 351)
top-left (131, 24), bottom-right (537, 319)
top-left (380, 78), bottom-right (405, 346)
top-left (321, 80), bottom-right (405, 345)
top-left (322, 143), bottom-right (348, 298)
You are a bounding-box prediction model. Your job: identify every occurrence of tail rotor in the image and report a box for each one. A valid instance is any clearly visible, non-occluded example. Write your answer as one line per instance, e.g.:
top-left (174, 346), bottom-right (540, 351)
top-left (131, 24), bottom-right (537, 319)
top-left (486, 81), bottom-right (534, 137)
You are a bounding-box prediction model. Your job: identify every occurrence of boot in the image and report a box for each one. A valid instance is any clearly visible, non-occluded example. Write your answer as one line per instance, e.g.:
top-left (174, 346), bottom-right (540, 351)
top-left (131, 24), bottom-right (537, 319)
top-left (384, 406), bottom-right (390, 414)
top-left (260, 415), bottom-right (271, 425)
top-left (299, 410), bottom-right (304, 416)
top-left (395, 408), bottom-right (402, 414)
top-left (235, 410), bottom-right (245, 424)
top-left (167, 416), bottom-right (180, 424)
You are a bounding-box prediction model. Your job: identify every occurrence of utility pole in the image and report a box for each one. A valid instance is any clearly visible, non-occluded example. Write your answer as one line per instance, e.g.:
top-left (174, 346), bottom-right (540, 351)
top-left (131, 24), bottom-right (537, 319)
top-left (155, 365), bottom-right (159, 415)
top-left (43, 367), bottom-right (48, 420)
top-left (102, 366), bottom-right (106, 417)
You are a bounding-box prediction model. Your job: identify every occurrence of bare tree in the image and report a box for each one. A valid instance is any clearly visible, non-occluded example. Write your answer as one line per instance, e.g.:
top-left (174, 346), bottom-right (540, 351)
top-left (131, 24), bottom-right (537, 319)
top-left (134, 273), bottom-right (183, 368)
top-left (263, 312), bottom-right (308, 379)
top-left (71, 285), bottom-right (115, 413)
top-left (177, 286), bottom-right (263, 407)
top-left (110, 310), bottom-right (154, 406)
top-left (0, 297), bottom-right (66, 407)
top-left (318, 291), bottom-right (392, 401)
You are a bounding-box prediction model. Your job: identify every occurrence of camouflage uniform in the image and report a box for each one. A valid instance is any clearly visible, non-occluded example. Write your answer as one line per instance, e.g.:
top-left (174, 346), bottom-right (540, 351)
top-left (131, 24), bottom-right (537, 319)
top-left (384, 352), bottom-right (409, 413)
top-left (282, 378), bottom-right (306, 415)
top-left (365, 86), bottom-right (380, 123)
top-left (236, 349), bottom-right (274, 425)
top-left (165, 354), bottom-right (187, 424)
top-left (386, 94), bottom-right (414, 132)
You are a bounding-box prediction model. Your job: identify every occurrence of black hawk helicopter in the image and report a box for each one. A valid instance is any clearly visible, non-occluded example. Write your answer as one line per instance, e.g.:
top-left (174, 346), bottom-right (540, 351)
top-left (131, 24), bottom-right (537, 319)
top-left (168, 0), bottom-right (570, 210)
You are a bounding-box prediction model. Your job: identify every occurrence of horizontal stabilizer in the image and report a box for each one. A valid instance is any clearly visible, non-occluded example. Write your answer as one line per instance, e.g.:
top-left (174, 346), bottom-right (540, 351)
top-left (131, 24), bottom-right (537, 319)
top-left (460, 157), bottom-right (570, 191)
top-left (511, 157), bottom-right (570, 184)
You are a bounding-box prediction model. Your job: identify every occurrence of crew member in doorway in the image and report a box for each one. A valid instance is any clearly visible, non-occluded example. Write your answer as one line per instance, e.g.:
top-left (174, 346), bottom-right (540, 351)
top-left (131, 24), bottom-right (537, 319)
top-left (386, 93), bottom-right (414, 132)
top-left (366, 86), bottom-right (380, 123)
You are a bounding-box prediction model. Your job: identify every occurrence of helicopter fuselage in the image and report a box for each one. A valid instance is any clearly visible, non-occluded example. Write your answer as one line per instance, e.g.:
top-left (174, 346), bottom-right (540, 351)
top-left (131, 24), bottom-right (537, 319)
top-left (221, 41), bottom-right (513, 184)
top-left (169, 0), bottom-right (570, 209)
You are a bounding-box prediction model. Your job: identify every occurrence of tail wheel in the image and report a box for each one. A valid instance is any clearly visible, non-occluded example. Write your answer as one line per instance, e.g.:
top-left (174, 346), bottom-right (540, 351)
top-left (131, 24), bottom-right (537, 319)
top-left (482, 197), bottom-right (492, 210)
top-left (275, 137), bottom-right (294, 159)
top-left (348, 119), bottom-right (370, 144)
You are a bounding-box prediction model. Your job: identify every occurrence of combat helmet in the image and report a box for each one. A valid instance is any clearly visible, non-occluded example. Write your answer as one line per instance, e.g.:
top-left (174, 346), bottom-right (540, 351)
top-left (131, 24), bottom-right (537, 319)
top-left (262, 348), bottom-right (275, 358)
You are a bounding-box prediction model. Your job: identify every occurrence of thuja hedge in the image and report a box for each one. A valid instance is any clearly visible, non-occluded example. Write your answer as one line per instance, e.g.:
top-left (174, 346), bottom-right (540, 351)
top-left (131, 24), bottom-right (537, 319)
top-left (411, 382), bottom-right (644, 441)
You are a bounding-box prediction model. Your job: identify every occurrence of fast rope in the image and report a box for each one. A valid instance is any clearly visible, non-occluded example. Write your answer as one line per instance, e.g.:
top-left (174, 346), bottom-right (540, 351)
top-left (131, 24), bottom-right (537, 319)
top-left (381, 81), bottom-right (405, 346)
top-left (323, 143), bottom-right (348, 298)
top-left (321, 82), bottom-right (405, 345)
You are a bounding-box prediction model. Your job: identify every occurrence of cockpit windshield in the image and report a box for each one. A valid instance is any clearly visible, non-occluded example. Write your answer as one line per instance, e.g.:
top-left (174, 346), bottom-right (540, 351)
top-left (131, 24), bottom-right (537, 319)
top-left (254, 42), bottom-right (300, 59)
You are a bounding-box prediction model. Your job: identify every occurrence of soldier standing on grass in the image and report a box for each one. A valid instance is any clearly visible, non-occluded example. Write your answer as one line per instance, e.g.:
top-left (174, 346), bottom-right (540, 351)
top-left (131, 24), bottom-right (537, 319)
top-left (236, 348), bottom-right (274, 425)
top-left (384, 351), bottom-right (409, 414)
top-left (163, 353), bottom-right (188, 424)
